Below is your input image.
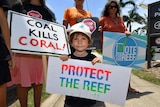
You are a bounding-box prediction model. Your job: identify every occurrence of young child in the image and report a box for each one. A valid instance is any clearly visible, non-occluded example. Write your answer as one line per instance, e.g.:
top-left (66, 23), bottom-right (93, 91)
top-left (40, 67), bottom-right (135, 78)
top-left (60, 22), bottom-right (105, 107)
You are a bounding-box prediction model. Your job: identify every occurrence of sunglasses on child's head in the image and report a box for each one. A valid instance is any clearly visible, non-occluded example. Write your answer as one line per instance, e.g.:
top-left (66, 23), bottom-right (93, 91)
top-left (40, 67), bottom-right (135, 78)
top-left (109, 6), bottom-right (117, 9)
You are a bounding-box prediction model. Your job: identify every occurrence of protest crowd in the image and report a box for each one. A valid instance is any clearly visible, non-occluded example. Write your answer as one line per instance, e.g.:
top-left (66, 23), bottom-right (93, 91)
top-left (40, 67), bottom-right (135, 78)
top-left (0, 0), bottom-right (149, 107)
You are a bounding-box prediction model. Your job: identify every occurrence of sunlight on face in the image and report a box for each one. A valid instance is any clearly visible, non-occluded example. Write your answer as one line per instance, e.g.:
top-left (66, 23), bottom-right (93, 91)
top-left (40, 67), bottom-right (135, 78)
top-left (74, 0), bottom-right (84, 5)
top-left (109, 2), bottom-right (117, 14)
top-left (71, 32), bottom-right (89, 52)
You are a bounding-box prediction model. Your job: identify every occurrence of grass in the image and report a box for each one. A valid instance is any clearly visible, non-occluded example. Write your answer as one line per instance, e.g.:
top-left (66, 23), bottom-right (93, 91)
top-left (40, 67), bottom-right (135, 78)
top-left (132, 69), bottom-right (160, 86)
top-left (12, 84), bottom-right (50, 107)
top-left (27, 84), bottom-right (50, 107)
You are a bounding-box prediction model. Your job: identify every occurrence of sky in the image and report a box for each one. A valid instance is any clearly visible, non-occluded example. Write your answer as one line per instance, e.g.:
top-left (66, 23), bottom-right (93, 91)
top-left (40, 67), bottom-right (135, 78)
top-left (46, 0), bottom-right (159, 31)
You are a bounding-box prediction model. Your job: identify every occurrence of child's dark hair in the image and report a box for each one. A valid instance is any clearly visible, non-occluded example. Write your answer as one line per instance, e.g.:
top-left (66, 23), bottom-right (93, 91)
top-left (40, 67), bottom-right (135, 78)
top-left (68, 32), bottom-right (92, 46)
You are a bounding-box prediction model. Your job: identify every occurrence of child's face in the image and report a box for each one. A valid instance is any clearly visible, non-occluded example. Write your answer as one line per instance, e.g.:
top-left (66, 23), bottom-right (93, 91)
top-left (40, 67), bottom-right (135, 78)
top-left (71, 32), bottom-right (89, 52)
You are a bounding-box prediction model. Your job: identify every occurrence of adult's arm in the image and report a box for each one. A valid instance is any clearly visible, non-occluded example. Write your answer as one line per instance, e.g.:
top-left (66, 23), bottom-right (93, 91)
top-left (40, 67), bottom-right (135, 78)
top-left (120, 17), bottom-right (131, 36)
top-left (0, 8), bottom-right (14, 67)
top-left (63, 20), bottom-right (69, 29)
top-left (0, 8), bottom-right (10, 52)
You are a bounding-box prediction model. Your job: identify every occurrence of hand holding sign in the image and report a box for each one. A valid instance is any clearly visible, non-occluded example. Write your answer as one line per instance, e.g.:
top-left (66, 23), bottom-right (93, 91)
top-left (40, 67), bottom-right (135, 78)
top-left (46, 57), bottom-right (132, 106)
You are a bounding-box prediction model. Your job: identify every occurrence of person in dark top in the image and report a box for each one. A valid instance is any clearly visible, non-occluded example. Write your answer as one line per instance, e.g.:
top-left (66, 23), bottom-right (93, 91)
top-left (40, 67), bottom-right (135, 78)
top-left (60, 22), bottom-right (105, 107)
top-left (12, 0), bottom-right (56, 22)
top-left (0, 0), bottom-right (14, 106)
top-left (10, 0), bottom-right (56, 107)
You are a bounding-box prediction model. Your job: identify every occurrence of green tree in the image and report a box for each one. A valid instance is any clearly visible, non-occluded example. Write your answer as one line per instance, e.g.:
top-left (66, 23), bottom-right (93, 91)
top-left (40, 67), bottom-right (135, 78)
top-left (123, 6), bottom-right (145, 32)
top-left (119, 0), bottom-right (135, 8)
top-left (133, 14), bottom-right (147, 35)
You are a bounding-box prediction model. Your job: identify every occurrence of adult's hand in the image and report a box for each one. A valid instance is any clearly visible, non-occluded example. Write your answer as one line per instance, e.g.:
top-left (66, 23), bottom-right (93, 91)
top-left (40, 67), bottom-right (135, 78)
top-left (98, 26), bottom-right (102, 32)
top-left (125, 31), bottom-right (131, 37)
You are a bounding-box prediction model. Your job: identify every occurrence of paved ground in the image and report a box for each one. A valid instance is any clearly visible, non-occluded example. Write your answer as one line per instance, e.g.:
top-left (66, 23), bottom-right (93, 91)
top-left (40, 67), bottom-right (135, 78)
top-left (39, 74), bottom-right (160, 107)
top-left (6, 85), bottom-right (17, 107)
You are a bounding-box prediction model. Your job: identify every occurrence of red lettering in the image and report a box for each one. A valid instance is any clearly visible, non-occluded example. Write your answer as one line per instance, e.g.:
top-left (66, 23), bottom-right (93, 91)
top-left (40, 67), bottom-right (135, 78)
top-left (18, 37), bottom-right (63, 51)
top-left (90, 68), bottom-right (97, 79)
top-left (97, 69), bottom-right (104, 80)
top-left (68, 65), bottom-right (76, 75)
top-left (63, 44), bottom-right (66, 50)
top-left (56, 43), bottom-right (61, 50)
top-left (61, 64), bottom-right (112, 81)
top-left (47, 42), bottom-right (56, 49)
top-left (105, 70), bottom-right (112, 81)
top-left (19, 36), bottom-right (27, 45)
top-left (30, 38), bottom-right (38, 46)
top-left (40, 40), bottom-right (47, 48)
top-left (83, 67), bottom-right (90, 77)
top-left (61, 64), bottom-right (76, 76)
top-left (62, 64), bottom-right (68, 74)
top-left (76, 66), bottom-right (83, 76)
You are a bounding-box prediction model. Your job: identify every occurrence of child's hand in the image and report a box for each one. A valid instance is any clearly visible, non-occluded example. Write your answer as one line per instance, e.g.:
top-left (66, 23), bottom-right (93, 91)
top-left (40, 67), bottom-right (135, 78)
top-left (92, 57), bottom-right (101, 65)
top-left (59, 55), bottom-right (70, 61)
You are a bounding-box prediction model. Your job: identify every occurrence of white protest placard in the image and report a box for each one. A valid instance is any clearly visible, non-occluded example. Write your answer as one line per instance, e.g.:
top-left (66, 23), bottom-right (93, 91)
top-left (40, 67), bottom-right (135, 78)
top-left (8, 10), bottom-right (70, 56)
top-left (46, 57), bottom-right (132, 106)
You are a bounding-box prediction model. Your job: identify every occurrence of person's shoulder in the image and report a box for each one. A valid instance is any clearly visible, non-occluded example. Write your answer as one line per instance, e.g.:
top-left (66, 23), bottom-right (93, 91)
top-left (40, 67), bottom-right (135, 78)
top-left (86, 10), bottom-right (92, 15)
top-left (64, 7), bottom-right (77, 14)
top-left (100, 16), bottom-right (108, 19)
top-left (65, 7), bottom-right (75, 11)
top-left (100, 16), bottom-right (108, 20)
top-left (12, 1), bottom-right (22, 9)
top-left (12, 1), bottom-right (26, 13)
top-left (86, 10), bottom-right (91, 13)
top-left (0, 0), bottom-right (10, 10)
top-left (44, 6), bottom-right (56, 22)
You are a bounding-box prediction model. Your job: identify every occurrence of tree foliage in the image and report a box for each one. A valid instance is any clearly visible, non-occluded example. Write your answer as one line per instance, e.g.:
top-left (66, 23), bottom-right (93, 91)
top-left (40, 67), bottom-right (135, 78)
top-left (123, 6), bottom-right (145, 32)
top-left (119, 0), bottom-right (135, 8)
top-left (119, 0), bottom-right (146, 34)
